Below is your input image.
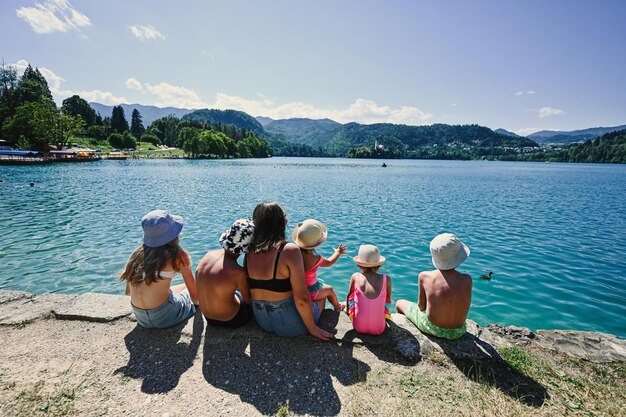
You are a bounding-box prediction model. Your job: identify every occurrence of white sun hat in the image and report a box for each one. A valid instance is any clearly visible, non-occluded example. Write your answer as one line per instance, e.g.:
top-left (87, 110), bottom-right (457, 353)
top-left (292, 219), bottom-right (328, 249)
top-left (353, 244), bottom-right (386, 267)
top-left (430, 233), bottom-right (470, 270)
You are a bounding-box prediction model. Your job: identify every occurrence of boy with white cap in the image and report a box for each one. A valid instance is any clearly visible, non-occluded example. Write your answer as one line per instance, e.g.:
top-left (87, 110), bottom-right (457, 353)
top-left (396, 233), bottom-right (471, 340)
top-left (196, 219), bottom-right (255, 328)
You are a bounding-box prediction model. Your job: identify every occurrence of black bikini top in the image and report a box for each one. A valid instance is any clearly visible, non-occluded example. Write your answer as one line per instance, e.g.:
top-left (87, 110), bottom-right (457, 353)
top-left (245, 242), bottom-right (292, 292)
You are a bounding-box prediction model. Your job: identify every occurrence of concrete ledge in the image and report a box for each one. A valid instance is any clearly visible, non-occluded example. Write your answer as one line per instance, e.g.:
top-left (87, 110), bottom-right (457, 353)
top-left (1, 290), bottom-right (624, 363)
top-left (536, 329), bottom-right (626, 363)
top-left (0, 290), bottom-right (34, 305)
top-left (0, 293), bottom-right (75, 325)
top-left (52, 292), bottom-right (132, 322)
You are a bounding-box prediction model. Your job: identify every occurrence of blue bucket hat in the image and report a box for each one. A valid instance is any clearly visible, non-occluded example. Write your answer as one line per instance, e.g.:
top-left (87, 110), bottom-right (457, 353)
top-left (141, 210), bottom-right (184, 248)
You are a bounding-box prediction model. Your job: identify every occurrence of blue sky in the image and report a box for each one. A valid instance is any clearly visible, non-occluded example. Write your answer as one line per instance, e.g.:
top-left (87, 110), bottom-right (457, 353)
top-left (3, 0), bottom-right (626, 134)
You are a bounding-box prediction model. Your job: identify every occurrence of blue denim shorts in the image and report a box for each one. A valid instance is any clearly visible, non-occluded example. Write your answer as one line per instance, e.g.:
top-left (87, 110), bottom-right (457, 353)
top-left (252, 297), bottom-right (320, 337)
top-left (132, 290), bottom-right (196, 329)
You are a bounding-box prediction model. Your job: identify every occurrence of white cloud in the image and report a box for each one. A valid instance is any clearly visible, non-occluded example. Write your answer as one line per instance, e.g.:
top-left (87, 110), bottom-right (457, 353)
top-left (538, 107), bottom-right (565, 118)
top-left (515, 90), bottom-right (536, 96)
top-left (143, 82), bottom-right (208, 108)
top-left (125, 78), bottom-right (144, 91)
top-left (212, 94), bottom-right (433, 124)
top-left (129, 25), bottom-right (165, 41)
top-left (515, 127), bottom-right (542, 137)
top-left (66, 89), bottom-right (128, 105)
top-left (16, 0), bottom-right (91, 34)
top-left (11, 60), bottom-right (127, 105)
top-left (122, 76), bottom-right (435, 122)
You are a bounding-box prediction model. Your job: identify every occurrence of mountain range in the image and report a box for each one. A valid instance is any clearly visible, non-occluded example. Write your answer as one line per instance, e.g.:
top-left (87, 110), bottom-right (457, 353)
top-left (89, 103), bottom-right (193, 126)
top-left (88, 102), bottom-right (625, 150)
top-left (528, 125), bottom-right (626, 144)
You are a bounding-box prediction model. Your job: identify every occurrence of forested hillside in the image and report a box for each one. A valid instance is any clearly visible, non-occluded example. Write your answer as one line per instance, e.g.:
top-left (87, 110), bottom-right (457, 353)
top-left (558, 129), bottom-right (626, 163)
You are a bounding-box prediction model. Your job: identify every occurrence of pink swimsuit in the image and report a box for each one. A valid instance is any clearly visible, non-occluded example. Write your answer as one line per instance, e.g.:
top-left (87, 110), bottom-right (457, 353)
top-left (348, 274), bottom-right (390, 335)
top-left (305, 256), bottom-right (325, 300)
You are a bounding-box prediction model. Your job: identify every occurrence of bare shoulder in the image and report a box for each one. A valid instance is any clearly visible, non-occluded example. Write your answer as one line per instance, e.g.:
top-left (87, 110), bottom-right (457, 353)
top-left (418, 270), bottom-right (436, 281)
top-left (460, 272), bottom-right (473, 287)
top-left (282, 242), bottom-right (302, 258)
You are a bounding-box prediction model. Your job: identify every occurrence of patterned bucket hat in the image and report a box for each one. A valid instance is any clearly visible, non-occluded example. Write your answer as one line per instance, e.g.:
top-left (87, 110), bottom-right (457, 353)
top-left (219, 218), bottom-right (255, 254)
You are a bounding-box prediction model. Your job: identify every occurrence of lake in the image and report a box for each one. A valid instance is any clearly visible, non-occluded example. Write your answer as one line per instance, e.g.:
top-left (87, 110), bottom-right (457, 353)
top-left (1, 158), bottom-right (625, 337)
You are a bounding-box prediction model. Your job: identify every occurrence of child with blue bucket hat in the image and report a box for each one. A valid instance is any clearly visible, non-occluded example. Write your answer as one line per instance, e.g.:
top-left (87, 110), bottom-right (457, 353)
top-left (119, 210), bottom-right (198, 328)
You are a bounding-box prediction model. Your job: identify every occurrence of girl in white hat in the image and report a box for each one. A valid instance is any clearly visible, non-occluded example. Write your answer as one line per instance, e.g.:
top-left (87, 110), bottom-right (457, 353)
top-left (292, 218), bottom-right (347, 311)
top-left (346, 244), bottom-right (392, 335)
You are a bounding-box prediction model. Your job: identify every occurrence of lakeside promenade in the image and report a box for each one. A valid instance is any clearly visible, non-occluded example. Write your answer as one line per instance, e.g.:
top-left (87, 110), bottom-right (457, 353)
top-left (0, 289), bottom-right (624, 416)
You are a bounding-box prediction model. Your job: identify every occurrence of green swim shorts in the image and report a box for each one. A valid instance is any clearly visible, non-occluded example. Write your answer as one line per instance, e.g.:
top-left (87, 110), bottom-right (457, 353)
top-left (405, 302), bottom-right (466, 340)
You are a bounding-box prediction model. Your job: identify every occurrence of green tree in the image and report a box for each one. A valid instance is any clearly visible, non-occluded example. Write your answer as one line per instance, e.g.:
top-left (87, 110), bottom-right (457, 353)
top-left (16, 135), bottom-right (29, 150)
top-left (86, 125), bottom-right (106, 140)
top-left (62, 95), bottom-right (96, 127)
top-left (122, 131), bottom-right (137, 149)
top-left (110, 106), bottom-right (129, 133)
top-left (201, 130), bottom-right (227, 156)
top-left (2, 98), bottom-right (57, 149)
top-left (180, 127), bottom-right (202, 157)
top-left (149, 115), bottom-right (180, 147)
top-left (108, 133), bottom-right (124, 149)
top-left (0, 63), bottom-right (18, 132)
top-left (14, 64), bottom-right (52, 107)
top-left (130, 108), bottom-right (145, 139)
top-left (140, 131), bottom-right (161, 146)
top-left (50, 113), bottom-right (85, 149)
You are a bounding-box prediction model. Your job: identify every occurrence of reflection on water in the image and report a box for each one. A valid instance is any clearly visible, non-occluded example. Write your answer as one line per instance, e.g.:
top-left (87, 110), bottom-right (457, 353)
top-left (1, 158), bottom-right (625, 337)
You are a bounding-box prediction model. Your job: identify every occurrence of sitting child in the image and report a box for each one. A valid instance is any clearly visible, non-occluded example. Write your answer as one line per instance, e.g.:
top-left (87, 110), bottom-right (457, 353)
top-left (347, 244), bottom-right (392, 335)
top-left (396, 233), bottom-right (471, 340)
top-left (292, 219), bottom-right (346, 311)
top-left (119, 210), bottom-right (198, 329)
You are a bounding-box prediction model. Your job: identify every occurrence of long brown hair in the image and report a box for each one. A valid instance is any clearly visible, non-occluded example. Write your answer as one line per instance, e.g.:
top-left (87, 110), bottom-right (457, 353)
top-left (119, 238), bottom-right (184, 285)
top-left (250, 201), bottom-right (287, 253)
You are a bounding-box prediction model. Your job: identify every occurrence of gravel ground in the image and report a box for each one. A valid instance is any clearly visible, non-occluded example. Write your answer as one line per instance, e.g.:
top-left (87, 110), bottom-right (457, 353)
top-left (0, 313), bottom-right (416, 416)
top-left (1, 313), bottom-right (624, 417)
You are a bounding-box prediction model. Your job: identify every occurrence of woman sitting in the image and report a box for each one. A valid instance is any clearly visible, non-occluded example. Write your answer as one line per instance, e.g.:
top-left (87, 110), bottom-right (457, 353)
top-left (244, 201), bottom-right (332, 340)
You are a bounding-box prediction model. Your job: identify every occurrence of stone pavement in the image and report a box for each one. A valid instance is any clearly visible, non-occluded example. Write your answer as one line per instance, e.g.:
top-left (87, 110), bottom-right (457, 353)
top-left (0, 290), bottom-right (624, 363)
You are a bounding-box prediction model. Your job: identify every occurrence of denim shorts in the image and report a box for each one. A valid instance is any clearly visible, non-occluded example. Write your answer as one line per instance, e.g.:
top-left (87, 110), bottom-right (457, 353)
top-left (132, 290), bottom-right (196, 329)
top-left (252, 297), bottom-right (320, 337)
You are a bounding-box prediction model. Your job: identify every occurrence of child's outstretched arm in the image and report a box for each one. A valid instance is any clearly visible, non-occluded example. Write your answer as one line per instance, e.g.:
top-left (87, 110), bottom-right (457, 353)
top-left (321, 243), bottom-right (347, 267)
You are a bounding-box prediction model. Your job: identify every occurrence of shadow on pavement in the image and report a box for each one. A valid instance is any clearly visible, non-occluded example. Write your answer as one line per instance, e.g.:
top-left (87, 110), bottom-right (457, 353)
top-left (114, 311), bottom-right (203, 393)
top-left (201, 322), bottom-right (371, 416)
top-left (435, 333), bottom-right (549, 407)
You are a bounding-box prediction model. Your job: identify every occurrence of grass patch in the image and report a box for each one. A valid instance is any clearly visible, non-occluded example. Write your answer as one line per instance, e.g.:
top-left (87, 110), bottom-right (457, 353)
top-left (275, 399), bottom-right (289, 417)
top-left (398, 374), bottom-right (425, 397)
top-left (500, 347), bottom-right (534, 374)
top-left (426, 351), bottom-right (449, 367)
top-left (14, 319), bottom-right (33, 329)
top-left (13, 380), bottom-right (75, 417)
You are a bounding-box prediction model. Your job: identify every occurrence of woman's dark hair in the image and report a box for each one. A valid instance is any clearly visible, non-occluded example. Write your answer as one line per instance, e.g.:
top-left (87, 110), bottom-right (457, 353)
top-left (119, 238), bottom-right (184, 285)
top-left (250, 201), bottom-right (287, 253)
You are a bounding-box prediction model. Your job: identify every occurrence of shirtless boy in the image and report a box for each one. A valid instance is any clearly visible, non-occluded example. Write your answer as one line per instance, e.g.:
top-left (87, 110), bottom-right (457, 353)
top-left (196, 219), bottom-right (254, 328)
top-left (396, 233), bottom-right (472, 340)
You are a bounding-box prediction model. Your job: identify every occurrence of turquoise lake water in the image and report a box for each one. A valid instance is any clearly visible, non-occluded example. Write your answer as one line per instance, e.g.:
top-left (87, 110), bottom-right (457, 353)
top-left (1, 158), bottom-right (625, 337)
